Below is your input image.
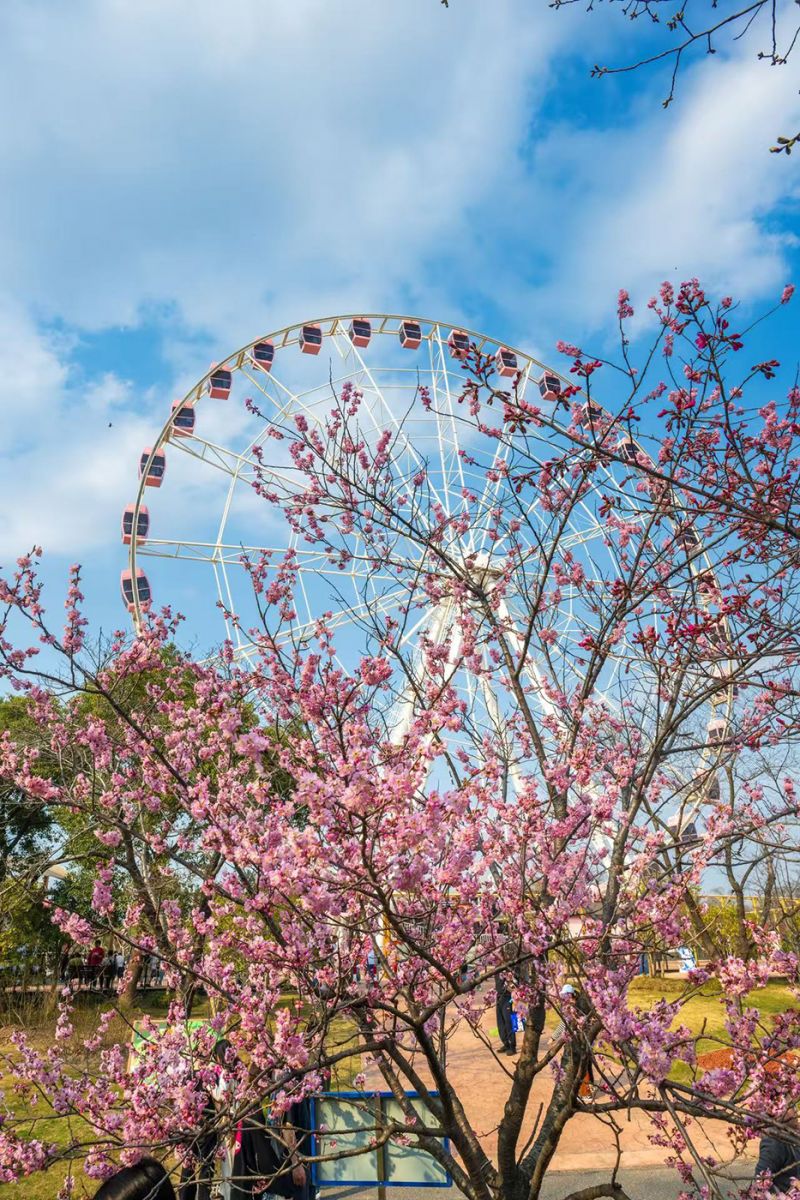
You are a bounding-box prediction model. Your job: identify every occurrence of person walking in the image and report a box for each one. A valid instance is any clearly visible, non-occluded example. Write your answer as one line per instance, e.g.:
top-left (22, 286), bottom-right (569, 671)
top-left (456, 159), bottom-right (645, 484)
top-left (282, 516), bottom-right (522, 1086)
top-left (495, 970), bottom-right (517, 1056)
top-left (100, 949), bottom-right (115, 992)
top-left (66, 946), bottom-right (83, 985)
top-left (93, 1156), bottom-right (176, 1198)
top-left (86, 941), bottom-right (105, 989)
top-left (551, 985), bottom-right (594, 1097)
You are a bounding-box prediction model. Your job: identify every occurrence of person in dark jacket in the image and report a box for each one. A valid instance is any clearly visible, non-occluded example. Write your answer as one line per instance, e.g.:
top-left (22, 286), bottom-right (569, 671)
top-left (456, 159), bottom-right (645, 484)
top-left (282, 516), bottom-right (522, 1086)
top-left (755, 1133), bottom-right (800, 1194)
top-left (286, 1097), bottom-right (312, 1200)
top-left (178, 1039), bottom-right (233, 1200)
top-left (178, 1093), bottom-right (218, 1200)
top-left (495, 970), bottom-right (517, 1055)
top-left (230, 1104), bottom-right (304, 1200)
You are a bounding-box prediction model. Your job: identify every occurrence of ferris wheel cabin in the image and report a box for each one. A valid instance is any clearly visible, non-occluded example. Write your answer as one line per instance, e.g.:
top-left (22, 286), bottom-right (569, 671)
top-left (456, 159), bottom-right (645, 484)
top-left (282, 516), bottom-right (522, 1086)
top-left (448, 329), bottom-right (470, 359)
top-left (207, 367), bottom-right (232, 400)
top-left (250, 341), bottom-right (275, 372)
top-left (579, 401), bottom-right (605, 425)
top-left (707, 717), bottom-right (729, 745)
top-left (139, 447), bottom-right (166, 488)
top-left (538, 373), bottom-right (562, 402)
top-left (348, 319), bottom-right (372, 348)
top-left (617, 439), bottom-right (640, 464)
top-left (697, 569), bottom-right (720, 599)
top-left (121, 505), bottom-right (149, 545)
top-left (672, 817), bottom-right (700, 848)
top-left (170, 401), bottom-right (195, 438)
top-left (120, 569), bottom-right (151, 613)
top-left (495, 347), bottom-right (518, 377)
top-left (300, 324), bottom-right (323, 355)
top-left (676, 525), bottom-right (701, 552)
top-left (399, 320), bottom-right (422, 349)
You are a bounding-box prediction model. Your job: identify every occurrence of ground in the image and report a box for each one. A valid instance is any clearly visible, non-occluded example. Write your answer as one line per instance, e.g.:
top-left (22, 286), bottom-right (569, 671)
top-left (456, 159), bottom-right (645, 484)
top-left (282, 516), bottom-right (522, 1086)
top-left (0, 978), bottom-right (792, 1198)
top-left (322, 1167), bottom-right (750, 1200)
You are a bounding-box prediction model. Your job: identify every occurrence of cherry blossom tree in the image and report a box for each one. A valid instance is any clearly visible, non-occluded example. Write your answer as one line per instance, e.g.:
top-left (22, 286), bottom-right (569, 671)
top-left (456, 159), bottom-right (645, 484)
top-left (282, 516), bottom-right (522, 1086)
top-left (1, 280), bottom-right (800, 1200)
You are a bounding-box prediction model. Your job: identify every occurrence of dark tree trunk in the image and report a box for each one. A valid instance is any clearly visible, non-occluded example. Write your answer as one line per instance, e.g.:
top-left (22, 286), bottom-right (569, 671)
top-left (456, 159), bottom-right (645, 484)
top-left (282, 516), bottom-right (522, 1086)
top-left (121, 953), bottom-right (143, 1010)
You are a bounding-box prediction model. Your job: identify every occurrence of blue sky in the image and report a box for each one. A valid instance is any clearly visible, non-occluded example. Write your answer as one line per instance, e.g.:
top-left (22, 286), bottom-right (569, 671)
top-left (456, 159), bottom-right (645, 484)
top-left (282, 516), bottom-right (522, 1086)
top-left (1, 0), bottom-right (799, 652)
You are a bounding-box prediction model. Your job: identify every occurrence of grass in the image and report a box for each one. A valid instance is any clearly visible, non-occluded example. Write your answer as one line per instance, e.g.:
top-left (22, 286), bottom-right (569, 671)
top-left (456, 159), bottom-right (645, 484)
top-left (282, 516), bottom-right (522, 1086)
top-left (0, 988), bottom-right (360, 1200)
top-left (1, 979), bottom-right (794, 1198)
top-left (626, 976), bottom-right (797, 1083)
top-left (0, 1078), bottom-right (89, 1200)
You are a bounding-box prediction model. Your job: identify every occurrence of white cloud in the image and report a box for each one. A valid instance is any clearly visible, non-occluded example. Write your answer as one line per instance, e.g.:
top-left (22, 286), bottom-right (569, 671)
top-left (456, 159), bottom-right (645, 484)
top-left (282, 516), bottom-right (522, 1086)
top-left (0, 302), bottom-right (69, 447)
top-left (518, 51), bottom-right (800, 331)
top-left (0, 0), bottom-right (571, 344)
top-left (0, 371), bottom-right (152, 560)
top-left (0, 317), bottom-right (236, 561)
top-left (1, 0), bottom-right (799, 582)
top-left (0, 0), bottom-right (579, 565)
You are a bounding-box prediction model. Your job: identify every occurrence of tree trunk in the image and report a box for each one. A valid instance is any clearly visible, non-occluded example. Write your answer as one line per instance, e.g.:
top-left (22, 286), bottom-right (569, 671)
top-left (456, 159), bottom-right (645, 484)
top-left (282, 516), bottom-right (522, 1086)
top-left (120, 953), bottom-right (143, 1010)
top-left (179, 974), bottom-right (199, 1018)
top-left (683, 890), bottom-right (717, 960)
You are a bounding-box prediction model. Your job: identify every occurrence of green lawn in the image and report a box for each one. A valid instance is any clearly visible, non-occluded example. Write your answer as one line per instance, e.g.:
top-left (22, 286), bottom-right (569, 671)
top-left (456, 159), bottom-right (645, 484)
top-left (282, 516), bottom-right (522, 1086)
top-left (0, 990), bottom-right (359, 1199)
top-left (1, 979), bottom-right (793, 1198)
top-left (626, 976), bottom-right (796, 1082)
top-left (0, 1093), bottom-right (90, 1200)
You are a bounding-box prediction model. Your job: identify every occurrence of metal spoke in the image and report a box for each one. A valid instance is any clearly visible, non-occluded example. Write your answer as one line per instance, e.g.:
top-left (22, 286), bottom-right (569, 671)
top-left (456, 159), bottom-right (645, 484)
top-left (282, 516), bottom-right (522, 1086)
top-left (126, 310), bottom-right (722, 851)
top-left (169, 435), bottom-right (257, 482)
top-left (136, 540), bottom-right (395, 582)
top-left (326, 327), bottom-right (447, 525)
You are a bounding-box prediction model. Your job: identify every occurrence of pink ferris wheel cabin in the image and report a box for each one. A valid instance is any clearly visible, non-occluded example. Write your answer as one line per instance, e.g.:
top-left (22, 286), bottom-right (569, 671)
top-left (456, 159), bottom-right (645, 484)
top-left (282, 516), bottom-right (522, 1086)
top-left (399, 320), bottom-right (422, 349)
top-left (139, 447), bottom-right (166, 487)
top-left (121, 505), bottom-right (149, 545)
top-left (667, 814), bottom-right (699, 848)
top-left (120, 568), bottom-right (151, 613)
top-left (676, 525), bottom-right (701, 552)
top-left (207, 367), bottom-right (232, 399)
top-left (448, 329), bottom-right (470, 359)
top-left (707, 717), bottom-right (729, 745)
top-left (538, 373), bottom-right (562, 402)
top-left (578, 401), bottom-right (605, 425)
top-left (299, 324), bottom-right (322, 355)
top-left (250, 341), bottom-right (275, 372)
top-left (348, 319), bottom-right (371, 348)
top-left (170, 401), bottom-right (195, 438)
top-left (617, 439), bottom-right (640, 464)
top-left (495, 347), bottom-right (518, 377)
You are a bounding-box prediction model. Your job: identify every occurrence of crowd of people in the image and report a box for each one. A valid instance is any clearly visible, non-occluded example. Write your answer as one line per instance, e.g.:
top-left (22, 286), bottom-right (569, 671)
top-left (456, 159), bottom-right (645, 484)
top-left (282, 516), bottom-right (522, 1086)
top-left (93, 1110), bottom-right (309, 1199)
top-left (60, 943), bottom-right (164, 990)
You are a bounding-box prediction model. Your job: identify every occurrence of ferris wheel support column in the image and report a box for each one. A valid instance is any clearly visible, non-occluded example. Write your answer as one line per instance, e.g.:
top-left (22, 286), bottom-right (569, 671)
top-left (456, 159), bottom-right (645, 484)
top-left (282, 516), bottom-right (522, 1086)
top-left (495, 597), bottom-right (559, 723)
top-left (494, 596), bottom-right (616, 871)
top-left (387, 597), bottom-right (462, 747)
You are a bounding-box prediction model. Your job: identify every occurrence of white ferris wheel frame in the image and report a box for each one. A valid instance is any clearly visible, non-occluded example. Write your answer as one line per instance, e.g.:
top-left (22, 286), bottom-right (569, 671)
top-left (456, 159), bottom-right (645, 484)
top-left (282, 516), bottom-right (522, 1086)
top-left (127, 313), bottom-right (735, 838)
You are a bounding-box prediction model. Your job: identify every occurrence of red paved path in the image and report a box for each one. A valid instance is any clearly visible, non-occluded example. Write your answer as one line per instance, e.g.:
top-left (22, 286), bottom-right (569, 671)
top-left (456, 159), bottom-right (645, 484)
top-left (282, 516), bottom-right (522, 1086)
top-left (364, 996), bottom-right (752, 1173)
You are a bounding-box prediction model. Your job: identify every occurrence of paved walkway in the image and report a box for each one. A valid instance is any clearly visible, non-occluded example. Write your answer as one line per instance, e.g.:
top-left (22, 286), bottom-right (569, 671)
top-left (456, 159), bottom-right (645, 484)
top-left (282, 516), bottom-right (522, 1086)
top-left (363, 997), bottom-right (753, 1175)
top-left (323, 1164), bottom-right (752, 1199)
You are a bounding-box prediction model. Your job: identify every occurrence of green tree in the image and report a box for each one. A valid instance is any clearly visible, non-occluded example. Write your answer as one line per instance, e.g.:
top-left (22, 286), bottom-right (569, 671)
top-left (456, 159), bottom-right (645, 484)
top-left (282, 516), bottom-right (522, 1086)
top-left (0, 697), bottom-right (53, 882)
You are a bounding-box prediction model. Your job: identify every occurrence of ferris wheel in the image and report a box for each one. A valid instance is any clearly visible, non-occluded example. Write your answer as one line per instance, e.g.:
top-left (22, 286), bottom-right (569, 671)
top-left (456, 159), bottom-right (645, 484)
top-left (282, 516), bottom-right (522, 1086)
top-left (121, 314), bottom-right (732, 840)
